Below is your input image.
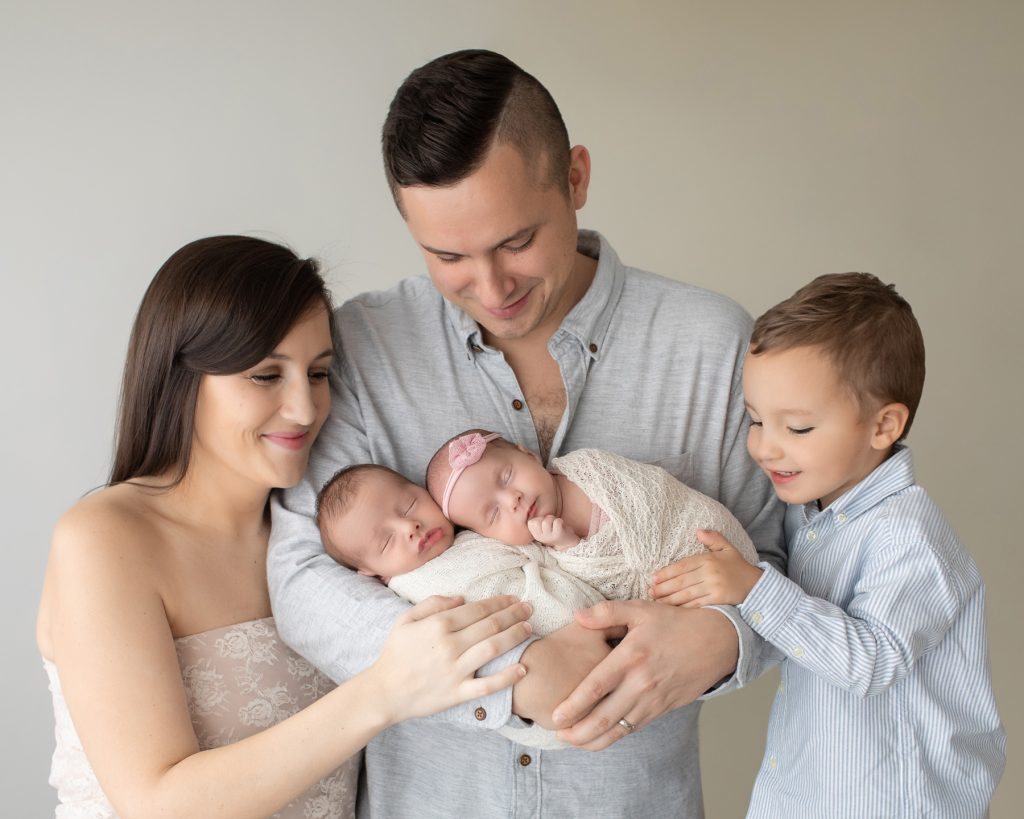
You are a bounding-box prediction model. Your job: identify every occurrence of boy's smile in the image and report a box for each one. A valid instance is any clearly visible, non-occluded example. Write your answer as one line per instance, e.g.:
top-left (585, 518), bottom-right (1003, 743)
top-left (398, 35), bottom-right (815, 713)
top-left (742, 345), bottom-right (898, 509)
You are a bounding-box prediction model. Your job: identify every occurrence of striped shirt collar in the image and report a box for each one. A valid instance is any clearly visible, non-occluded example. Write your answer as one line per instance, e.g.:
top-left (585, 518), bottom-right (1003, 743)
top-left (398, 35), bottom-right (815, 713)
top-left (445, 229), bottom-right (623, 361)
top-left (799, 445), bottom-right (915, 526)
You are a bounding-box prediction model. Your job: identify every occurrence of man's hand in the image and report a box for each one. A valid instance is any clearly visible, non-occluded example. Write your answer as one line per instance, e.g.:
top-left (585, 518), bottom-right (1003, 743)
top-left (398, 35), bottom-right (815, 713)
top-left (651, 529), bottom-right (763, 607)
top-left (527, 514), bottom-right (580, 551)
top-left (551, 600), bottom-right (739, 750)
top-left (511, 621), bottom-right (614, 729)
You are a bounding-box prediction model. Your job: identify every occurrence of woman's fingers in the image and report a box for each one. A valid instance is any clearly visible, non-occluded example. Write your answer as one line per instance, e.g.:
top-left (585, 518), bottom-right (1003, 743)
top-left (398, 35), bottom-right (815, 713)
top-left (427, 594), bottom-right (524, 632)
top-left (397, 594), bottom-right (465, 624)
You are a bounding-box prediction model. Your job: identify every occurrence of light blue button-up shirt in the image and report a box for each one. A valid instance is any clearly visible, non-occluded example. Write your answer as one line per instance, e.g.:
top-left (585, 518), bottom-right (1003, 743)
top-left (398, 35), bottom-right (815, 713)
top-left (269, 231), bottom-right (785, 818)
top-left (739, 447), bottom-right (1005, 818)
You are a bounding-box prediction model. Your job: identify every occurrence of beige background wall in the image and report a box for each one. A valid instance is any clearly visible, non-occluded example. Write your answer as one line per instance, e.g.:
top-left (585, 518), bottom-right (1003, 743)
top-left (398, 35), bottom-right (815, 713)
top-left (1, 1), bottom-right (1018, 815)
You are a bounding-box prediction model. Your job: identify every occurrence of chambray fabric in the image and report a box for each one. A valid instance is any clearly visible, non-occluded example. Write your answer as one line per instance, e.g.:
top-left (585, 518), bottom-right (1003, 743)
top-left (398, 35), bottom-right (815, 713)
top-left (739, 447), bottom-right (1005, 818)
top-left (268, 231), bottom-right (785, 818)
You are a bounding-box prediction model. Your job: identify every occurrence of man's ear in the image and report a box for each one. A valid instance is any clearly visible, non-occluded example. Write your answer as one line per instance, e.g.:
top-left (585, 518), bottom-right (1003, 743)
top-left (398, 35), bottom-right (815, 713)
top-left (567, 144), bottom-right (591, 210)
top-left (870, 402), bottom-right (910, 450)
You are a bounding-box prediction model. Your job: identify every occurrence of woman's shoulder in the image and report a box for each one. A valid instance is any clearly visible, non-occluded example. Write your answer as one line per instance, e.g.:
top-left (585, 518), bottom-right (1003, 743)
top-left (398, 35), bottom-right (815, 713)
top-left (51, 483), bottom-right (169, 572)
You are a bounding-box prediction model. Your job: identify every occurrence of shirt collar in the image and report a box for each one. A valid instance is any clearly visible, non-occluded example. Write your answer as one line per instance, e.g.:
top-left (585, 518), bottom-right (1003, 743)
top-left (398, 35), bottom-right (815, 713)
top-left (445, 229), bottom-right (623, 359)
top-left (799, 445), bottom-right (916, 526)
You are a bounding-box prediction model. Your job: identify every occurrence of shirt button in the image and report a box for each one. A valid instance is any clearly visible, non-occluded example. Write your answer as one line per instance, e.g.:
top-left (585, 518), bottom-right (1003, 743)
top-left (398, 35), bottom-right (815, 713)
top-left (752, 611), bottom-right (764, 625)
top-left (511, 399), bottom-right (524, 411)
top-left (519, 754), bottom-right (532, 766)
top-left (792, 646), bottom-right (805, 658)
top-left (806, 530), bottom-right (817, 542)
top-left (836, 513), bottom-right (847, 524)
top-left (474, 707), bottom-right (487, 721)
top-left (471, 344), bottom-right (483, 353)
top-left (777, 684), bottom-right (784, 694)
top-left (768, 756), bottom-right (778, 769)
top-left (588, 342), bottom-right (598, 353)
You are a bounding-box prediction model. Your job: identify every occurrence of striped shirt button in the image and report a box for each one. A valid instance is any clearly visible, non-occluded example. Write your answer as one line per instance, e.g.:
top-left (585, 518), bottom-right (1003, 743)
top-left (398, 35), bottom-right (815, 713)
top-left (836, 513), bottom-right (848, 524)
top-left (777, 684), bottom-right (784, 694)
top-left (752, 611), bottom-right (764, 625)
top-left (806, 530), bottom-right (817, 542)
top-left (792, 646), bottom-right (805, 658)
top-left (768, 756), bottom-right (778, 769)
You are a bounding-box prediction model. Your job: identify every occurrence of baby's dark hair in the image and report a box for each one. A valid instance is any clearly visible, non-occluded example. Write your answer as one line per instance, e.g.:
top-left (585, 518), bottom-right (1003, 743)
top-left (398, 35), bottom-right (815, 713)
top-left (425, 429), bottom-right (512, 506)
top-left (750, 272), bottom-right (925, 439)
top-left (316, 463), bottom-right (408, 567)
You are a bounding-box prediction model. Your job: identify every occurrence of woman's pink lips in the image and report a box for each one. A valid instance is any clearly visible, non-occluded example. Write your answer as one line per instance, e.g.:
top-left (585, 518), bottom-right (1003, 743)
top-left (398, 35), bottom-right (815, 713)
top-left (485, 289), bottom-right (531, 319)
top-left (418, 528), bottom-right (443, 552)
top-left (263, 431), bottom-right (309, 451)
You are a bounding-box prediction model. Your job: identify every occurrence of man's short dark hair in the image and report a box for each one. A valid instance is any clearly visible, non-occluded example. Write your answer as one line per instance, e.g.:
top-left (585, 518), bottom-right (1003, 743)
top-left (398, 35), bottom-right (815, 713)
top-left (382, 49), bottom-right (570, 209)
top-left (750, 272), bottom-right (926, 440)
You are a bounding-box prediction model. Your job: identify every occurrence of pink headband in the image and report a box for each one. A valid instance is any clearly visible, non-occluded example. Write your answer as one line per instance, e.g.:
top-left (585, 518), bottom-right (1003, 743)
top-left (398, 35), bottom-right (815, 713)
top-left (441, 432), bottom-right (500, 518)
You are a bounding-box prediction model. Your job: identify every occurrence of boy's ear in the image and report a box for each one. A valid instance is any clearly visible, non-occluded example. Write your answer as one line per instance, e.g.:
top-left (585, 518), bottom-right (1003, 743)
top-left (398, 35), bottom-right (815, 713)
top-left (870, 402), bottom-right (910, 450)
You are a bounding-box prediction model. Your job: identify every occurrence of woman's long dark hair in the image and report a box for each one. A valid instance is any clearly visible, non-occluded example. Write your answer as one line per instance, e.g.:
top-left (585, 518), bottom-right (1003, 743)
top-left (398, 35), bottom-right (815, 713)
top-left (110, 235), bottom-right (333, 486)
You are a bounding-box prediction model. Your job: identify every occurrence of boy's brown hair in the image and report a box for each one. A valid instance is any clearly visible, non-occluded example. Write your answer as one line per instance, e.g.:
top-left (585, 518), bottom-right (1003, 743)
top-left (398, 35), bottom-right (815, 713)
top-left (750, 272), bottom-right (926, 439)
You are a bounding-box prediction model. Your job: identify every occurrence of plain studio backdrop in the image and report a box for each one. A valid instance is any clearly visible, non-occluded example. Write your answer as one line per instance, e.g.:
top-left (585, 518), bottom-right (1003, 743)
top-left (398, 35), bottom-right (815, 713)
top-left (2, 1), bottom-right (1019, 815)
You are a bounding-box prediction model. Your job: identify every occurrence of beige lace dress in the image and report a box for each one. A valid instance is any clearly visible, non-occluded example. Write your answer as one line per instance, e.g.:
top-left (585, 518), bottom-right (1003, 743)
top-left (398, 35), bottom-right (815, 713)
top-left (43, 617), bottom-right (360, 818)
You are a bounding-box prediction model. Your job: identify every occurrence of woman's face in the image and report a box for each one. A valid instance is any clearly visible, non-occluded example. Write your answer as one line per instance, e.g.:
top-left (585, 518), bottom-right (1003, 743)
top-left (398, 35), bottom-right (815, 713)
top-left (191, 305), bottom-right (334, 493)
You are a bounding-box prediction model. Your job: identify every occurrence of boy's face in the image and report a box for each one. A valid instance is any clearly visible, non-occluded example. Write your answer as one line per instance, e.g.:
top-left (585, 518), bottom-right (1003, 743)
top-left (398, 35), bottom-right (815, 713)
top-left (446, 442), bottom-right (560, 545)
top-left (742, 345), bottom-right (891, 509)
top-left (335, 472), bottom-right (455, 582)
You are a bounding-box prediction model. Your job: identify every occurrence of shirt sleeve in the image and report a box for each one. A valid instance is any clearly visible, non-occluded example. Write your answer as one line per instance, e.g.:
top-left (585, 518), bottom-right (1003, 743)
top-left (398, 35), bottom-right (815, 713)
top-left (737, 542), bottom-right (968, 697)
top-left (267, 358), bottom-right (528, 730)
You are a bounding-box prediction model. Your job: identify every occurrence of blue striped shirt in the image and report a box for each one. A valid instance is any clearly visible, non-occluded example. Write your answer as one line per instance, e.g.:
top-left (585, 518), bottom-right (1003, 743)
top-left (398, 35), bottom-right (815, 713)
top-left (738, 446), bottom-right (1005, 818)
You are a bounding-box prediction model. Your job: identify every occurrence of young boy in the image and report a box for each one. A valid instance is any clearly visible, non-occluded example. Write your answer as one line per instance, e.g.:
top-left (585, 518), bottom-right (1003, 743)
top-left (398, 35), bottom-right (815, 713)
top-left (654, 272), bottom-right (1005, 817)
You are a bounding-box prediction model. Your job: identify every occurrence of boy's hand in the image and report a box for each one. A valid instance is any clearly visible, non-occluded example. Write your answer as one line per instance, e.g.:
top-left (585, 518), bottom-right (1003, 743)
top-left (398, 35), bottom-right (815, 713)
top-left (528, 514), bottom-right (580, 551)
top-left (651, 529), bottom-right (763, 607)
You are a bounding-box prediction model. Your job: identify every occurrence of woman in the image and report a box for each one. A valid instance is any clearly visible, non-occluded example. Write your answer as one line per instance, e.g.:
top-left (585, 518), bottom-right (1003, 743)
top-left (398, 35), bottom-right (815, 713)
top-left (36, 236), bottom-right (531, 818)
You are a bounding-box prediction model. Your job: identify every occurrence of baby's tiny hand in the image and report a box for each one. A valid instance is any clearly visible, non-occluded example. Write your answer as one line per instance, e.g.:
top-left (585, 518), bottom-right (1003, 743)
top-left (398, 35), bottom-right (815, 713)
top-left (527, 515), bottom-right (580, 551)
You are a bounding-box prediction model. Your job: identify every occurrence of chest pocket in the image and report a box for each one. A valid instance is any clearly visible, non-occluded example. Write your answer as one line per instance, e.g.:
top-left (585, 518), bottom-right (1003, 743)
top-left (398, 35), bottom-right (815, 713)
top-left (646, 452), bottom-right (694, 486)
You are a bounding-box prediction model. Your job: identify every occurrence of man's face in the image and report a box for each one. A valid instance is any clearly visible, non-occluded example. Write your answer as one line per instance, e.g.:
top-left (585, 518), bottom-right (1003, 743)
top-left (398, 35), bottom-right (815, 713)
top-left (397, 142), bottom-right (591, 344)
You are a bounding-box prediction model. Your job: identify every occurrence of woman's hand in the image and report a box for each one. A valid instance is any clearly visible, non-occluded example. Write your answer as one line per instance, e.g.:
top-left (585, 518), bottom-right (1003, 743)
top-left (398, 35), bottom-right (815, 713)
top-left (370, 595), bottom-right (533, 724)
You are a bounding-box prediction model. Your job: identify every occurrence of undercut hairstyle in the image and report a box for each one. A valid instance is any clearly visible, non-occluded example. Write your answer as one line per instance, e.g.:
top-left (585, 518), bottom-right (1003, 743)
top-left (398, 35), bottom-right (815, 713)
top-left (750, 272), bottom-right (926, 440)
top-left (110, 236), bottom-right (333, 487)
top-left (382, 49), bottom-right (571, 209)
top-left (316, 463), bottom-right (408, 566)
top-left (425, 428), bottom-right (510, 505)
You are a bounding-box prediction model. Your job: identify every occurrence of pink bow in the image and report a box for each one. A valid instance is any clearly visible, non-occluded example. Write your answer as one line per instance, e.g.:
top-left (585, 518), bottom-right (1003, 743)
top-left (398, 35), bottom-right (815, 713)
top-left (442, 432), bottom-right (500, 517)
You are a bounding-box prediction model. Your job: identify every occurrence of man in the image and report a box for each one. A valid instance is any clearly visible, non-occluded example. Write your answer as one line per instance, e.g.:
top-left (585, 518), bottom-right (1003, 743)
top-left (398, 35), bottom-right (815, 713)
top-left (269, 49), bottom-right (784, 817)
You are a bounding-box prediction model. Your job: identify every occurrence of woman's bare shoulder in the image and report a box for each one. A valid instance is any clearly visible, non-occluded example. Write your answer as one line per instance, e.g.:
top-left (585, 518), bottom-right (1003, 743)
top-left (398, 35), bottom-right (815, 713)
top-left (51, 483), bottom-right (170, 570)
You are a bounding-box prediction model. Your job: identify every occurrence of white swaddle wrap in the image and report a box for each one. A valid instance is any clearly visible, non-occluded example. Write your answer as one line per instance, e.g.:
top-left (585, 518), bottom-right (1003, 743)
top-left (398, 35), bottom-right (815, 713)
top-left (390, 448), bottom-right (759, 749)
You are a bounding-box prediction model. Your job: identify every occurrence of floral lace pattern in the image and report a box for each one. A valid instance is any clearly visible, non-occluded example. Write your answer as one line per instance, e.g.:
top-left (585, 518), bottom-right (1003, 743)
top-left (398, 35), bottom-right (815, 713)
top-left (45, 617), bottom-right (358, 818)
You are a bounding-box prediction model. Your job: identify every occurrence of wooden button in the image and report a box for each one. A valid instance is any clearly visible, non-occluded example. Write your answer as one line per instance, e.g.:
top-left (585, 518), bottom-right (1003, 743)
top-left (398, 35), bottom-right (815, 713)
top-left (519, 754), bottom-right (532, 766)
top-left (474, 707), bottom-right (487, 721)
top-left (588, 343), bottom-right (598, 353)
top-left (511, 399), bottom-right (524, 411)
top-left (471, 344), bottom-right (483, 353)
